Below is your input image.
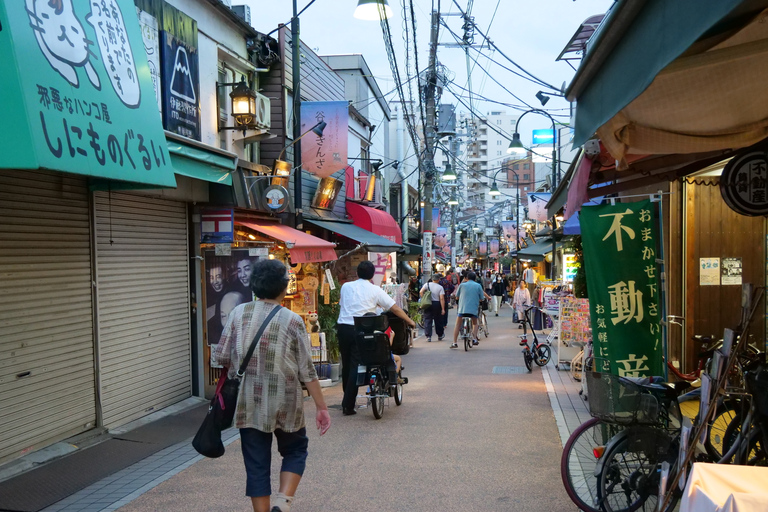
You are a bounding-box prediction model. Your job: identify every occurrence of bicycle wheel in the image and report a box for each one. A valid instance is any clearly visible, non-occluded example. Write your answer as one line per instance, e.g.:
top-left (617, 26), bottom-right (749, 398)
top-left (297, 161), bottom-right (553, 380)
top-left (597, 429), bottom-right (671, 512)
top-left (371, 378), bottom-right (385, 419)
top-left (523, 349), bottom-right (532, 371)
top-left (534, 344), bottom-right (551, 367)
top-left (394, 373), bottom-right (403, 406)
top-left (705, 398), bottom-right (742, 460)
top-left (722, 413), bottom-right (766, 465)
top-left (561, 418), bottom-right (623, 512)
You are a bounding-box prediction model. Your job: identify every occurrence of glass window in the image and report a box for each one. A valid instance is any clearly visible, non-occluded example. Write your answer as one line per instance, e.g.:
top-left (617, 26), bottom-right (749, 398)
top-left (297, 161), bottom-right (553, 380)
top-left (523, 163), bottom-right (530, 170)
top-left (513, 164), bottom-right (519, 170)
top-left (523, 174), bottom-right (530, 180)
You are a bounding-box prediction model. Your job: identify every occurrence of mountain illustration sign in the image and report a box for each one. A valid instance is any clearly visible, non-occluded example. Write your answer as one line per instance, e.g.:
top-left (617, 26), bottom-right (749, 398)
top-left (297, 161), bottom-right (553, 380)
top-left (0, 0), bottom-right (176, 187)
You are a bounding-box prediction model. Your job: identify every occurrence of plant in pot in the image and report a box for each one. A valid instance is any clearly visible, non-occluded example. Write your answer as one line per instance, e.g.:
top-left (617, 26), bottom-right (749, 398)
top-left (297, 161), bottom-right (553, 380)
top-left (317, 276), bottom-right (341, 380)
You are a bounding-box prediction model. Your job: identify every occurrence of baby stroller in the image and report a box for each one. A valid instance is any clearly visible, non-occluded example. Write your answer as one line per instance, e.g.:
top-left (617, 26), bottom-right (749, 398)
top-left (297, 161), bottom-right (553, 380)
top-left (353, 313), bottom-right (408, 419)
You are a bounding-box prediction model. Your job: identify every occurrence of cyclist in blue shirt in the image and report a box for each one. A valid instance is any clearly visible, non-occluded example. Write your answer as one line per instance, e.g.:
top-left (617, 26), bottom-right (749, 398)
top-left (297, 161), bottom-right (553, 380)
top-left (451, 271), bottom-right (490, 348)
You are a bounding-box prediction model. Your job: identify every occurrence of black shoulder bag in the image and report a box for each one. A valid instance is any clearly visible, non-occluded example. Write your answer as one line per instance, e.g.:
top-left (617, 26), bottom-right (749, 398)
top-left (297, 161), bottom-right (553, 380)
top-left (192, 305), bottom-right (282, 458)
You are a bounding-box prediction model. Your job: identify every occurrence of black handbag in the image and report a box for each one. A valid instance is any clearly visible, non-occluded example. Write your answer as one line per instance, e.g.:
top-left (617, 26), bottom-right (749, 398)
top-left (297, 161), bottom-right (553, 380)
top-left (192, 305), bottom-right (282, 458)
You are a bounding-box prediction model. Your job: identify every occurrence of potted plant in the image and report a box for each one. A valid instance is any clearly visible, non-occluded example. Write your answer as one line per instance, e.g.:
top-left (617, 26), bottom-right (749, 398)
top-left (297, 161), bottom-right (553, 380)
top-left (317, 276), bottom-right (341, 380)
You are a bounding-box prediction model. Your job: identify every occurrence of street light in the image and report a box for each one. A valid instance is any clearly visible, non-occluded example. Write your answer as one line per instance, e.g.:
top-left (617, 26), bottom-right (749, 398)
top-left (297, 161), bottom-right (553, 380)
top-left (441, 160), bottom-right (457, 181)
top-left (489, 182), bottom-right (501, 197)
top-left (507, 108), bottom-right (560, 280)
top-left (506, 133), bottom-right (527, 155)
top-left (354, 0), bottom-right (393, 20)
top-left (447, 193), bottom-right (459, 205)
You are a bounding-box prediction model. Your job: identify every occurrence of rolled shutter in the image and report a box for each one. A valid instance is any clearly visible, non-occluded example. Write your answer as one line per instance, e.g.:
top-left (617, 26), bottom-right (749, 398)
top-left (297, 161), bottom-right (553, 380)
top-left (94, 192), bottom-right (191, 428)
top-left (0, 170), bottom-right (96, 463)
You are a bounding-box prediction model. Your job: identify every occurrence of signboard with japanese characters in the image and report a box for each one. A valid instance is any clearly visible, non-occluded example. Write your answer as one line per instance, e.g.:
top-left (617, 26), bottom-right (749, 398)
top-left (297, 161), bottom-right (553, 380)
top-left (300, 101), bottom-right (348, 179)
top-left (159, 6), bottom-right (199, 140)
top-left (0, 0), bottom-right (176, 187)
top-left (580, 200), bottom-right (663, 377)
top-left (720, 149), bottom-right (768, 216)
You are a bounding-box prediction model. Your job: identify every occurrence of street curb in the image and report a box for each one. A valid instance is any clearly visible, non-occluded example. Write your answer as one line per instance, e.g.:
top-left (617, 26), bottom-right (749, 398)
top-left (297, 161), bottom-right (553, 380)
top-left (541, 366), bottom-right (569, 448)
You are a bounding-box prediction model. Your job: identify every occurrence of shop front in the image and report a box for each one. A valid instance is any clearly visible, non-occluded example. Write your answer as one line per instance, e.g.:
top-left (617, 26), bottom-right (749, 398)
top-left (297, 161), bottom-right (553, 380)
top-left (344, 202), bottom-right (403, 285)
top-left (201, 218), bottom-right (337, 396)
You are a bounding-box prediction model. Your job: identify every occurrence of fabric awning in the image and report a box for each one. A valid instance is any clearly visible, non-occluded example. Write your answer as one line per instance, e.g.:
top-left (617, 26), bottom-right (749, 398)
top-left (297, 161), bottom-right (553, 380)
top-left (517, 237), bottom-right (553, 262)
top-left (305, 219), bottom-right (401, 253)
top-left (166, 132), bottom-right (236, 185)
top-left (569, 0), bottom-right (768, 160)
top-left (346, 202), bottom-right (403, 244)
top-left (237, 221), bottom-right (337, 263)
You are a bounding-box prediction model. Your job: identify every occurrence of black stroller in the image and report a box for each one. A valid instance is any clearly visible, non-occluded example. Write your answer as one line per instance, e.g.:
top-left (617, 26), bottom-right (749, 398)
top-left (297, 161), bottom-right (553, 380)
top-left (353, 312), bottom-right (409, 419)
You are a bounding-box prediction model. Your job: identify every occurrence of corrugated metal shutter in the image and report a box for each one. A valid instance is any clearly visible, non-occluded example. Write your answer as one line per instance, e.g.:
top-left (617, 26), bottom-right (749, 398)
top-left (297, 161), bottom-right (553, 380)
top-left (94, 192), bottom-right (191, 428)
top-left (0, 170), bottom-right (96, 463)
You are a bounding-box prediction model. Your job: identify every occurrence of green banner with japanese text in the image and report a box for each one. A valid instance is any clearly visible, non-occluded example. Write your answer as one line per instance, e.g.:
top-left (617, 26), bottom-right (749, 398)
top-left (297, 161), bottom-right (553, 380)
top-left (580, 200), bottom-right (663, 377)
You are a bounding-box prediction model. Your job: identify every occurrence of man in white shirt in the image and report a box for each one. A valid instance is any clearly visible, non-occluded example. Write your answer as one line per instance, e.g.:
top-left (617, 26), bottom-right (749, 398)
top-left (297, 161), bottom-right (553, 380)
top-left (523, 266), bottom-right (537, 295)
top-left (337, 261), bottom-right (415, 416)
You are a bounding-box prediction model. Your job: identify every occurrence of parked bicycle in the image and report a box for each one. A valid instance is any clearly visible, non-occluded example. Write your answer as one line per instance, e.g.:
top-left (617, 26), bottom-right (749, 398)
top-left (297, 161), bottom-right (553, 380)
top-left (518, 306), bottom-right (550, 371)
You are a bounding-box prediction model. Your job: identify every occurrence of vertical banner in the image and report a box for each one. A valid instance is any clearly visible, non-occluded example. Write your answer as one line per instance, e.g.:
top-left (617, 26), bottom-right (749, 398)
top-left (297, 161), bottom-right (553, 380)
top-left (478, 241), bottom-right (488, 256)
top-left (434, 227), bottom-right (448, 248)
top-left (580, 200), bottom-right (663, 377)
top-left (422, 231), bottom-right (433, 278)
top-left (137, 8), bottom-right (162, 113)
top-left (500, 221), bottom-right (517, 246)
top-left (420, 208), bottom-right (441, 228)
top-left (529, 193), bottom-right (551, 222)
top-left (301, 101), bottom-right (348, 178)
top-left (160, 6), bottom-right (200, 140)
top-left (489, 240), bottom-right (499, 258)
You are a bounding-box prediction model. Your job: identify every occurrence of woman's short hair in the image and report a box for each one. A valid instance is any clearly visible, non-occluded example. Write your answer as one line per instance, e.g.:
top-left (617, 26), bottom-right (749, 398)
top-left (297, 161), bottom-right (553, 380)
top-left (357, 261), bottom-right (375, 280)
top-left (250, 259), bottom-right (289, 299)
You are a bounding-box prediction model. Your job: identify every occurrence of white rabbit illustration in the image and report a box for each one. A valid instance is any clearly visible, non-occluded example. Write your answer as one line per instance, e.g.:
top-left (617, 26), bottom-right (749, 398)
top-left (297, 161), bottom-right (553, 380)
top-left (26, 0), bottom-right (100, 89)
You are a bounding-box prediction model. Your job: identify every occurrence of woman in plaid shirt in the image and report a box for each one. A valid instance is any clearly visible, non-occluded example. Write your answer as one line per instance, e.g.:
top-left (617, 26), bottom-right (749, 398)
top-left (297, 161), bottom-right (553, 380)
top-left (214, 259), bottom-right (330, 512)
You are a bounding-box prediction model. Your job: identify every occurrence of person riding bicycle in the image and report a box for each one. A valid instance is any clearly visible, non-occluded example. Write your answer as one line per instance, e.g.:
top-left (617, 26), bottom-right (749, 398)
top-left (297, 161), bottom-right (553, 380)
top-left (451, 271), bottom-right (491, 349)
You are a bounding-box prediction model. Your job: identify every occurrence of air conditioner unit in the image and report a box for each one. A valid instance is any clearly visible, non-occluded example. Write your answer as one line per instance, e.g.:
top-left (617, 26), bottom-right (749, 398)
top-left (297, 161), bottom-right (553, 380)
top-left (252, 91), bottom-right (270, 130)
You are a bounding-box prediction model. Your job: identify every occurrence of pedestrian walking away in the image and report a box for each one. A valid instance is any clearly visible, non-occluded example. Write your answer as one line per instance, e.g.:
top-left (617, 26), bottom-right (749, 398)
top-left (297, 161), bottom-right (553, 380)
top-left (420, 274), bottom-right (446, 342)
top-left (337, 261), bottom-right (416, 416)
top-left (512, 280), bottom-right (532, 329)
top-left (452, 271), bottom-right (490, 348)
top-left (438, 272), bottom-right (455, 331)
top-left (212, 259), bottom-right (331, 512)
top-left (523, 266), bottom-right (537, 296)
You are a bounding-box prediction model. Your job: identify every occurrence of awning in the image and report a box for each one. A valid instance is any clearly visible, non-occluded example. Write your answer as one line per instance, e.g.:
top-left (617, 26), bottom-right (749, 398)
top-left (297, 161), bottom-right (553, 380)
top-left (346, 202), bottom-right (403, 244)
top-left (400, 242), bottom-right (423, 261)
top-left (518, 237), bottom-right (553, 262)
top-left (305, 219), bottom-right (401, 253)
top-left (166, 132), bottom-right (236, 185)
top-left (569, 0), bottom-right (768, 160)
top-left (237, 221), bottom-right (337, 263)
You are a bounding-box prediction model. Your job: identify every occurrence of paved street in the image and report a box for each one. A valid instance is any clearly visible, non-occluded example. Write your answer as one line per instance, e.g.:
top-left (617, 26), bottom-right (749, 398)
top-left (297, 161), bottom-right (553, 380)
top-left (117, 305), bottom-right (575, 512)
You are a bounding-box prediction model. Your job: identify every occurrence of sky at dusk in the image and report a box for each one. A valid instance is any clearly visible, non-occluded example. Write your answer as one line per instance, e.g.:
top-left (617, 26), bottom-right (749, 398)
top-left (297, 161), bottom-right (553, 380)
top-left (241, 0), bottom-right (615, 146)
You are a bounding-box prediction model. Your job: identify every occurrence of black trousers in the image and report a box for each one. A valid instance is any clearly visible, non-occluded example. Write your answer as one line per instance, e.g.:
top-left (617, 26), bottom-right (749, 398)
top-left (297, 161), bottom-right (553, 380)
top-left (337, 324), bottom-right (360, 411)
top-left (423, 301), bottom-right (445, 339)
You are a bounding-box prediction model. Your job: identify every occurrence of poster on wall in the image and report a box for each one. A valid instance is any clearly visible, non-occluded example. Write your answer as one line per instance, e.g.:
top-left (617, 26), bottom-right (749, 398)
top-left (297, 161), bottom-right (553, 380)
top-left (564, 253), bottom-right (578, 283)
top-left (721, 257), bottom-right (742, 285)
top-left (137, 8), bottom-right (162, 113)
top-left (699, 258), bottom-right (720, 286)
top-left (205, 250), bottom-right (263, 346)
top-left (160, 6), bottom-right (200, 140)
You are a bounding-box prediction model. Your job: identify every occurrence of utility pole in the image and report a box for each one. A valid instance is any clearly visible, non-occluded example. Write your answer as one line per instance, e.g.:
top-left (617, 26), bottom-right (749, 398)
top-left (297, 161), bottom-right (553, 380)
top-left (291, 0), bottom-right (303, 229)
top-left (422, 9), bottom-right (440, 280)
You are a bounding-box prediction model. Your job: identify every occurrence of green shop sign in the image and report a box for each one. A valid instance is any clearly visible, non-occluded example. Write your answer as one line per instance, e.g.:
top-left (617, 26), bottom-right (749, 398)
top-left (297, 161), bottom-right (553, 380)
top-left (0, 0), bottom-right (176, 187)
top-left (580, 200), bottom-right (663, 377)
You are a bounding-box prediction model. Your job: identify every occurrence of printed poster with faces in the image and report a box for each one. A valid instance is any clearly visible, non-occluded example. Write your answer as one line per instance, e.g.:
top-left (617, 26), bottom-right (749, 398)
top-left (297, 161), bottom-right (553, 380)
top-left (0, 0), bottom-right (175, 186)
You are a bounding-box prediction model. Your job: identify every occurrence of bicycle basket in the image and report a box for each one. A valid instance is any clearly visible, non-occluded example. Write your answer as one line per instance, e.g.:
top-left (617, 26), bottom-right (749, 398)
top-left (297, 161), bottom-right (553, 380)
top-left (585, 371), bottom-right (660, 425)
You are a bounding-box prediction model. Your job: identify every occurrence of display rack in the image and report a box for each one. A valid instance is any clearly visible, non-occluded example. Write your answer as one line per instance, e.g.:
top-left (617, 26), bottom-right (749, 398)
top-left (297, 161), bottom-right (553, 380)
top-left (555, 297), bottom-right (592, 370)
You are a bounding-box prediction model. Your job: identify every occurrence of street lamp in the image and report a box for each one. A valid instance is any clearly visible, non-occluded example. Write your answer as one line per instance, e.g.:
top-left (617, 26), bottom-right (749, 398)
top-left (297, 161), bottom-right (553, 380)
top-left (441, 160), bottom-right (457, 181)
top-left (506, 108), bottom-right (560, 281)
top-left (354, 0), bottom-right (393, 20)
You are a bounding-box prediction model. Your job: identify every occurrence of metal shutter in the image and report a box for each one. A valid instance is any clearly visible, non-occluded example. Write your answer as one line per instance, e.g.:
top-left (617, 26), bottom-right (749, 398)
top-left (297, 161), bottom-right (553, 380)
top-left (0, 170), bottom-right (96, 463)
top-left (94, 192), bottom-right (191, 428)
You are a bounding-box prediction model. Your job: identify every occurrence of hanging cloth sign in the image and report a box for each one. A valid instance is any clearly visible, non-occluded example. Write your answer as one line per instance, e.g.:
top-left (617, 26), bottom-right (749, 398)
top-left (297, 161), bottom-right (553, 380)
top-left (579, 199), bottom-right (662, 377)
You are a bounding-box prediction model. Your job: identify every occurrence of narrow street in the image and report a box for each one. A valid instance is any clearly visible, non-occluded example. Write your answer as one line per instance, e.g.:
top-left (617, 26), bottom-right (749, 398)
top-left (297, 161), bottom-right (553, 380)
top-left (117, 306), bottom-right (573, 512)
